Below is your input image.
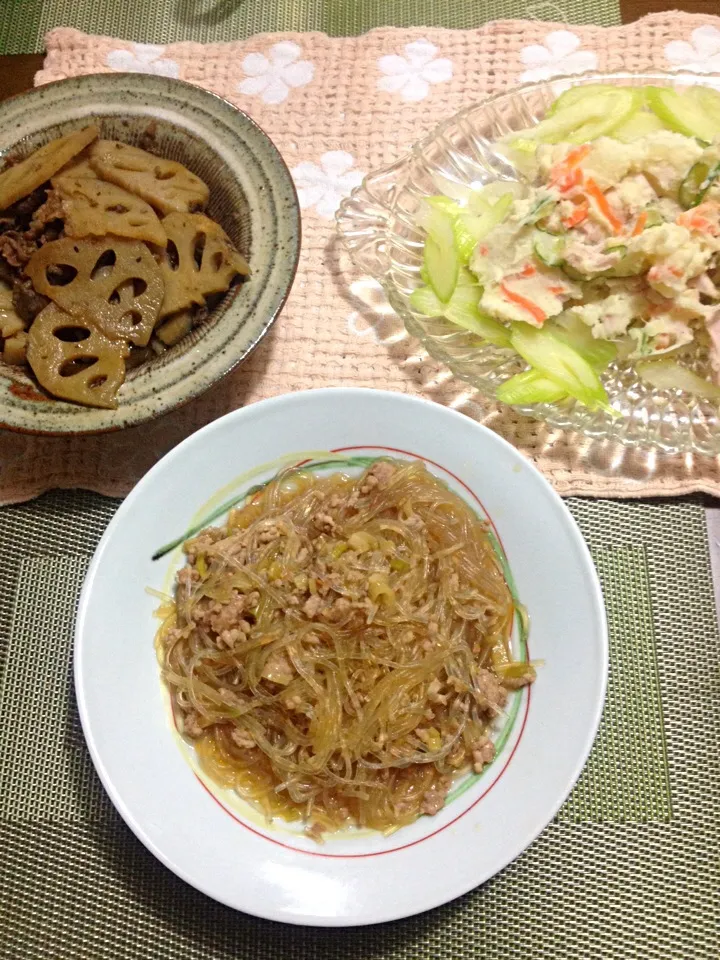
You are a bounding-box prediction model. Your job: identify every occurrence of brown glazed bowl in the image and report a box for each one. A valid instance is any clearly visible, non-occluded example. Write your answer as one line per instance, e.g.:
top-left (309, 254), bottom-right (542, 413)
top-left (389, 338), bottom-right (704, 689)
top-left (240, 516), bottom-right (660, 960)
top-left (0, 73), bottom-right (300, 434)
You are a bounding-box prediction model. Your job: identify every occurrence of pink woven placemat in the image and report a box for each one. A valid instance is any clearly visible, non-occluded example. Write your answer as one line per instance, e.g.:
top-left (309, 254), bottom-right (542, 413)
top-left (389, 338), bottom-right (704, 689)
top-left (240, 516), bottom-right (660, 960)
top-left (3, 11), bottom-right (720, 503)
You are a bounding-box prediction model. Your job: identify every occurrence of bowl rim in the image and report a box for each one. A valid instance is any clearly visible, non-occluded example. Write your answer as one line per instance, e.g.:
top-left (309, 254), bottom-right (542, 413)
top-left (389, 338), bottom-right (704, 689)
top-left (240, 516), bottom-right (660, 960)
top-left (0, 72), bottom-right (302, 436)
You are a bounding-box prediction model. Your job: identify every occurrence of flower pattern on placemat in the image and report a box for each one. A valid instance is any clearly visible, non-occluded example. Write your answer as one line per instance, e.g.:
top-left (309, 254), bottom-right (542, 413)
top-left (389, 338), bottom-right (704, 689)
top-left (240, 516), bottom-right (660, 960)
top-left (665, 25), bottom-right (720, 74)
top-left (106, 43), bottom-right (180, 78)
top-left (238, 41), bottom-right (314, 105)
top-left (519, 30), bottom-right (597, 82)
top-left (377, 39), bottom-right (452, 102)
top-left (291, 151), bottom-right (364, 219)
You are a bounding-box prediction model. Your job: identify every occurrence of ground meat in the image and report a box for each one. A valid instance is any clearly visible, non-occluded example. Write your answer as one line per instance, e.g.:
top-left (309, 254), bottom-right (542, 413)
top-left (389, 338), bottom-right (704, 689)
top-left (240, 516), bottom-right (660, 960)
top-left (471, 736), bottom-right (495, 774)
top-left (474, 668), bottom-right (508, 713)
top-left (206, 591), bottom-right (247, 635)
top-left (312, 513), bottom-right (337, 535)
top-left (184, 527), bottom-right (224, 561)
top-left (181, 710), bottom-right (204, 738)
top-left (28, 189), bottom-right (64, 237)
top-left (231, 728), bottom-right (256, 750)
top-left (4, 187), bottom-right (47, 225)
top-left (359, 460), bottom-right (396, 494)
top-left (420, 776), bottom-right (451, 815)
top-left (303, 594), bottom-right (322, 619)
top-left (0, 257), bottom-right (15, 286)
top-left (0, 231), bottom-right (37, 268)
top-left (427, 678), bottom-right (448, 705)
top-left (368, 460), bottom-right (396, 485)
top-left (257, 522), bottom-right (282, 544)
top-left (12, 276), bottom-right (49, 323)
top-left (322, 596), bottom-right (352, 621)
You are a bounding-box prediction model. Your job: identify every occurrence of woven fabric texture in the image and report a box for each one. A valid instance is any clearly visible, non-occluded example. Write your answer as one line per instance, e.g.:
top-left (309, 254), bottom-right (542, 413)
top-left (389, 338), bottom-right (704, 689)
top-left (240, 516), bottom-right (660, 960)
top-left (1, 12), bottom-right (717, 504)
top-left (0, 0), bottom-right (622, 55)
top-left (1, 490), bottom-right (717, 957)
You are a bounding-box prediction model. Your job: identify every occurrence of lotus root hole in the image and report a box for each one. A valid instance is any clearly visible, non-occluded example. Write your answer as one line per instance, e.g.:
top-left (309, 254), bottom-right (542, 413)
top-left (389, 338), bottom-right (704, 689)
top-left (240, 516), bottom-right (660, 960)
top-left (46, 264), bottom-right (78, 286)
top-left (59, 356), bottom-right (98, 377)
top-left (91, 249), bottom-right (117, 279)
top-left (193, 233), bottom-right (206, 270)
top-left (166, 240), bottom-right (180, 271)
top-left (54, 325), bottom-right (92, 343)
top-left (154, 166), bottom-right (176, 181)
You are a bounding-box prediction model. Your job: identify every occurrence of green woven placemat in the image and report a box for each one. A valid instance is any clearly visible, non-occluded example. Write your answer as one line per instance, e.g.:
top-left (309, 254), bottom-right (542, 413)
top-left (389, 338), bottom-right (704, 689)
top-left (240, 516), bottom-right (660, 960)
top-left (0, 0), bottom-right (621, 55)
top-left (0, 490), bottom-right (717, 958)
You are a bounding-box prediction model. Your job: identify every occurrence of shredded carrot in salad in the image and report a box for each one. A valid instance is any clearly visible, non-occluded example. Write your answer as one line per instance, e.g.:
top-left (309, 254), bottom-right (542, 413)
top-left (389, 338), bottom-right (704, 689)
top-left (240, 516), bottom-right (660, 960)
top-left (585, 178), bottom-right (623, 235)
top-left (549, 145), bottom-right (591, 184)
top-left (677, 203), bottom-right (719, 235)
top-left (500, 282), bottom-right (546, 325)
top-left (562, 201), bottom-right (589, 229)
top-left (631, 211), bottom-right (648, 237)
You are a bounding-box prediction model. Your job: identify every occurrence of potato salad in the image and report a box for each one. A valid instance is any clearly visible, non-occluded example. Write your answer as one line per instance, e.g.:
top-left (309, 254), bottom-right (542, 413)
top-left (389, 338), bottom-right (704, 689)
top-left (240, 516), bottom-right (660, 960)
top-left (410, 83), bottom-right (720, 409)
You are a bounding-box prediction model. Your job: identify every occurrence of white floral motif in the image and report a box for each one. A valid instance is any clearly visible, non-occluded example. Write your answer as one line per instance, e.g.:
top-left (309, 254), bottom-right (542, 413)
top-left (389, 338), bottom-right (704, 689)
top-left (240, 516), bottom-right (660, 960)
top-left (519, 31), bottom-right (597, 83)
top-left (377, 39), bottom-right (452, 102)
top-left (238, 41), bottom-right (314, 105)
top-left (665, 25), bottom-right (720, 74)
top-left (106, 43), bottom-right (180, 78)
top-left (291, 151), bottom-right (364, 220)
top-left (347, 311), bottom-right (377, 339)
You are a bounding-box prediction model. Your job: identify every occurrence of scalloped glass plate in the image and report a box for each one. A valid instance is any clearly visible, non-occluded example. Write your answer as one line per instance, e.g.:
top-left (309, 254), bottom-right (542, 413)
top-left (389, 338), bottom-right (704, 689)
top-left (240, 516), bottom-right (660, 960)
top-left (337, 70), bottom-right (720, 456)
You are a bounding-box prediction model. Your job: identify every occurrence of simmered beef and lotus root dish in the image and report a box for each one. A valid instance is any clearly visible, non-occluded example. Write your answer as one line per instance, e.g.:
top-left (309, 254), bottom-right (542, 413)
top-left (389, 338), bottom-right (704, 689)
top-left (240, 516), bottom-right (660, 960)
top-left (0, 125), bottom-right (250, 408)
top-left (156, 459), bottom-right (535, 840)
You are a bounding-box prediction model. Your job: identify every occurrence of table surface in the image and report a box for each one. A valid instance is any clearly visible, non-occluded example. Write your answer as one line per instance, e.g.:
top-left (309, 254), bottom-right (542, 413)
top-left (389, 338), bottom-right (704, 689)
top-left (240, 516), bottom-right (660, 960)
top-left (0, 0), bottom-right (720, 960)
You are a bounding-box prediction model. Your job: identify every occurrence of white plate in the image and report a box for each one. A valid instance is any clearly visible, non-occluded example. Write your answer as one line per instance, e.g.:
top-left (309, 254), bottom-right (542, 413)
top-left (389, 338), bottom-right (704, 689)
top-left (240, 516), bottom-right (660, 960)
top-left (74, 388), bottom-right (608, 926)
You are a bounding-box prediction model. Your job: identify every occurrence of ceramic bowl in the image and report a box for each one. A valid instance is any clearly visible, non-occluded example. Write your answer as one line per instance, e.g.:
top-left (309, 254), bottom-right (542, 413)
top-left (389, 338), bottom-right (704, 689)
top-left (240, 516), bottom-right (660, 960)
top-left (0, 73), bottom-right (300, 434)
top-left (75, 387), bottom-right (607, 925)
top-left (336, 70), bottom-right (720, 455)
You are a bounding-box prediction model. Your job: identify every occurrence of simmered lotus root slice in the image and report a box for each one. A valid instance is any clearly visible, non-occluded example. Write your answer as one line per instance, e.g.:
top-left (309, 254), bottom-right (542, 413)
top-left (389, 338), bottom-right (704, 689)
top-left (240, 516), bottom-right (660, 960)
top-left (54, 148), bottom-right (100, 182)
top-left (0, 125), bottom-right (98, 211)
top-left (89, 140), bottom-right (209, 215)
top-left (25, 237), bottom-right (165, 347)
top-left (158, 212), bottom-right (250, 318)
top-left (53, 176), bottom-right (167, 247)
top-left (27, 303), bottom-right (128, 408)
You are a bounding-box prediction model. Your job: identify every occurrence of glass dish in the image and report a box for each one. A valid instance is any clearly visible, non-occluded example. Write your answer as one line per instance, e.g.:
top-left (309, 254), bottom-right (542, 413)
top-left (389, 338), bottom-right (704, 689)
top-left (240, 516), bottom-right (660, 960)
top-left (337, 70), bottom-right (720, 456)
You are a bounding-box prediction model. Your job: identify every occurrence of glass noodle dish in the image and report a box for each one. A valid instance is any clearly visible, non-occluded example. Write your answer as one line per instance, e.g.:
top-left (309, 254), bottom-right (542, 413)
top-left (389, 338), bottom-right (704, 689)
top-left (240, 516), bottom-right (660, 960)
top-left (409, 83), bottom-right (720, 411)
top-left (155, 458), bottom-right (534, 840)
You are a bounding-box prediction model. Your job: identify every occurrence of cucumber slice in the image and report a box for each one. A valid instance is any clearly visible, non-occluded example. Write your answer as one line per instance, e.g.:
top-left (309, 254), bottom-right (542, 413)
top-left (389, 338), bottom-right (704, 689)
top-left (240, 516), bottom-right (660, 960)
top-left (532, 230), bottom-right (565, 267)
top-left (524, 89), bottom-right (637, 145)
top-left (521, 195), bottom-right (556, 226)
top-left (409, 283), bottom-right (511, 347)
top-left (453, 193), bottom-right (514, 262)
top-left (679, 160), bottom-right (720, 209)
top-left (496, 369), bottom-right (567, 404)
top-left (645, 87), bottom-right (720, 142)
top-left (423, 209), bottom-right (458, 303)
top-left (686, 85), bottom-right (720, 128)
top-left (510, 323), bottom-right (610, 409)
top-left (644, 207), bottom-right (665, 228)
top-left (426, 196), bottom-right (463, 217)
top-left (612, 110), bottom-right (667, 142)
top-left (636, 358), bottom-right (720, 401)
top-left (545, 84), bottom-right (614, 118)
top-left (551, 315), bottom-right (617, 372)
